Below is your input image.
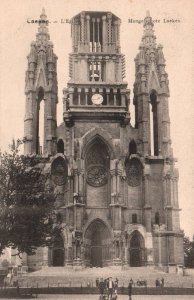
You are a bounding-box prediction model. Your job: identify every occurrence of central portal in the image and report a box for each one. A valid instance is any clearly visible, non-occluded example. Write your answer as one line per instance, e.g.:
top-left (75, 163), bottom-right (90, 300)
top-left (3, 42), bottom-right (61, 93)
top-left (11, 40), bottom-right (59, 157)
top-left (91, 230), bottom-right (103, 267)
top-left (85, 219), bottom-right (111, 267)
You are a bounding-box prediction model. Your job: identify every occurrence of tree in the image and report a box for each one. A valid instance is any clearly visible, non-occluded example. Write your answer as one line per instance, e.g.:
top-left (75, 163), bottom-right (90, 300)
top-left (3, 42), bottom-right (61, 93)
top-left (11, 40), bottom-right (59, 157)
top-left (0, 140), bottom-right (57, 256)
top-left (184, 236), bottom-right (194, 268)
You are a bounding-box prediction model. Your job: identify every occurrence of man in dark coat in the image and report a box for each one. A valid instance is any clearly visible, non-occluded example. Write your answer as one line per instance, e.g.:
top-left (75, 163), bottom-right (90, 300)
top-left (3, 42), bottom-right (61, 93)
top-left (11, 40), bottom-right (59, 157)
top-left (128, 282), bottom-right (132, 300)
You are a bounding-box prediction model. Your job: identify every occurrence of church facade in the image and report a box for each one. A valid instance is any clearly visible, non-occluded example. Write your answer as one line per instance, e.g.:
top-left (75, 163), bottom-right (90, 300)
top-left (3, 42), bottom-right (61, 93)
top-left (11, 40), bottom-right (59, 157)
top-left (23, 9), bottom-right (184, 269)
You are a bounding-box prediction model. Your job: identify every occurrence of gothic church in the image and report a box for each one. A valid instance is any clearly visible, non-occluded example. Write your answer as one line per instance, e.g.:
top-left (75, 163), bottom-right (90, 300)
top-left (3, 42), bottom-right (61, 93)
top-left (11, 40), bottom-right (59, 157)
top-left (23, 9), bottom-right (184, 268)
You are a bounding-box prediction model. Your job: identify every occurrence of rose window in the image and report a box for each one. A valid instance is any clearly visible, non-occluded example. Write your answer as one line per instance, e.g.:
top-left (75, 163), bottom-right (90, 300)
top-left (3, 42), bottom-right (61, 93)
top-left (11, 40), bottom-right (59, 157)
top-left (87, 165), bottom-right (107, 187)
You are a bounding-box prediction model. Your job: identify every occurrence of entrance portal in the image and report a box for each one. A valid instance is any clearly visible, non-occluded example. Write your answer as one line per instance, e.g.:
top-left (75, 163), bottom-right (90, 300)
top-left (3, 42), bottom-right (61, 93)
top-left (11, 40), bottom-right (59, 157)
top-left (129, 231), bottom-right (145, 267)
top-left (85, 219), bottom-right (111, 267)
top-left (53, 249), bottom-right (64, 266)
top-left (52, 230), bottom-right (64, 267)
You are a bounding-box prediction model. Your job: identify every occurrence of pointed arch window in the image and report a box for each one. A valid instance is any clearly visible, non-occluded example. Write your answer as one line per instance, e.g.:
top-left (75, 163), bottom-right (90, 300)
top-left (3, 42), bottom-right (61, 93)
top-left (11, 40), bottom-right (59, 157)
top-left (132, 213), bottom-right (138, 224)
top-left (155, 212), bottom-right (160, 225)
top-left (149, 90), bottom-right (159, 156)
top-left (36, 87), bottom-right (44, 155)
top-left (129, 140), bottom-right (137, 156)
top-left (57, 139), bottom-right (64, 154)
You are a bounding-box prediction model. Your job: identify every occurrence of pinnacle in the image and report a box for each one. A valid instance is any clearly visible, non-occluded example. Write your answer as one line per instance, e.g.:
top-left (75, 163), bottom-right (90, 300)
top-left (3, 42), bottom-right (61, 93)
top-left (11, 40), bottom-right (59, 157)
top-left (36, 8), bottom-right (50, 46)
top-left (141, 11), bottom-right (156, 48)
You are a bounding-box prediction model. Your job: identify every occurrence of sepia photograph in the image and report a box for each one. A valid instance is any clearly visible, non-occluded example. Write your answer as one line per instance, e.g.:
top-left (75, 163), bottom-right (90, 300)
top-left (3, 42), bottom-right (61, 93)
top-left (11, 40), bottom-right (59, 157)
top-left (0, 0), bottom-right (194, 299)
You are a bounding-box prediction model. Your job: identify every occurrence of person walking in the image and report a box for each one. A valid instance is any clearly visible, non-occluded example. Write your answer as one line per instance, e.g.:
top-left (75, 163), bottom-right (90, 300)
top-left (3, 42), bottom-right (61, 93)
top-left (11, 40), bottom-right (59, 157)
top-left (128, 281), bottom-right (133, 300)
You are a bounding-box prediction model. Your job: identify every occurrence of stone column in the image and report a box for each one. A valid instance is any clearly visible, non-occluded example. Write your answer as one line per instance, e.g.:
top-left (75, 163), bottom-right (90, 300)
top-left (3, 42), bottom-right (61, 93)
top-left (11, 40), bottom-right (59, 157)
top-left (161, 96), bottom-right (171, 156)
top-left (63, 89), bottom-right (68, 112)
top-left (45, 92), bottom-right (56, 155)
top-left (106, 88), bottom-right (110, 105)
top-left (158, 232), bottom-right (162, 266)
top-left (124, 235), bottom-right (128, 265)
top-left (91, 61), bottom-right (95, 81)
top-left (107, 13), bottom-right (112, 50)
top-left (68, 88), bottom-right (74, 106)
top-left (142, 94), bottom-right (149, 155)
top-left (97, 18), bottom-right (101, 52)
top-left (113, 88), bottom-right (117, 106)
top-left (80, 12), bottom-right (85, 44)
top-left (143, 174), bottom-right (152, 232)
top-left (85, 88), bottom-right (89, 104)
top-left (92, 18), bottom-right (95, 52)
top-left (120, 89), bottom-right (126, 107)
top-left (77, 88), bottom-right (81, 105)
top-left (102, 16), bottom-right (107, 52)
top-left (24, 92), bottom-right (35, 155)
top-left (86, 15), bottom-right (90, 51)
top-left (117, 20), bottom-right (121, 53)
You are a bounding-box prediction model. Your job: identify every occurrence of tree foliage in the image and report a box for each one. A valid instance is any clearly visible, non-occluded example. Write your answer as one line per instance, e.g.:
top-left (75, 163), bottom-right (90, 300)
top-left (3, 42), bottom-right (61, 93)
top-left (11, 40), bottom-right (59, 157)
top-left (0, 140), bottom-right (57, 256)
top-left (184, 236), bottom-right (194, 268)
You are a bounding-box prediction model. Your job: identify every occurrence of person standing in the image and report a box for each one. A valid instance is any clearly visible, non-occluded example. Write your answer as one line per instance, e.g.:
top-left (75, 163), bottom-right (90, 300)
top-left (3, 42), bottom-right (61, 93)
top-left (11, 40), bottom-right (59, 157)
top-left (161, 277), bottom-right (164, 287)
top-left (128, 282), bottom-right (133, 300)
top-left (114, 278), bottom-right (118, 296)
top-left (98, 278), bottom-right (105, 297)
top-left (108, 277), bottom-right (114, 299)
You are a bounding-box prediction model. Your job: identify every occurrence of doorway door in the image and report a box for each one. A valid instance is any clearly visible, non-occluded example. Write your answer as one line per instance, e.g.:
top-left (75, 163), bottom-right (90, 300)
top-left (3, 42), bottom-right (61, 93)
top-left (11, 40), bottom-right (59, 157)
top-left (129, 231), bottom-right (145, 267)
top-left (130, 248), bottom-right (141, 266)
top-left (85, 219), bottom-right (110, 267)
top-left (53, 248), bottom-right (64, 266)
top-left (91, 246), bottom-right (102, 267)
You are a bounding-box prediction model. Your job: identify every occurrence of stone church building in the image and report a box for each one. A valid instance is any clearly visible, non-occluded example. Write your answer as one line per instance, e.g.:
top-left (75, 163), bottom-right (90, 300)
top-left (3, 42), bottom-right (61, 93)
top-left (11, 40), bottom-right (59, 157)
top-left (23, 9), bottom-right (184, 269)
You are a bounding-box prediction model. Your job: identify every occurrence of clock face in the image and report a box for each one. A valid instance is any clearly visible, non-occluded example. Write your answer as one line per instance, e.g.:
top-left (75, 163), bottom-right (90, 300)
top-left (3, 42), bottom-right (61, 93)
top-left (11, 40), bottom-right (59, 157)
top-left (91, 93), bottom-right (103, 105)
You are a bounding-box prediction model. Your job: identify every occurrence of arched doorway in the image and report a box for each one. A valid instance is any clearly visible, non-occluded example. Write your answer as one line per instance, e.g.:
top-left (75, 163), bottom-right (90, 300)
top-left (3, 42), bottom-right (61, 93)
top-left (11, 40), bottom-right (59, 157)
top-left (52, 231), bottom-right (65, 266)
top-left (91, 230), bottom-right (103, 267)
top-left (84, 219), bottom-right (111, 267)
top-left (129, 231), bottom-right (145, 267)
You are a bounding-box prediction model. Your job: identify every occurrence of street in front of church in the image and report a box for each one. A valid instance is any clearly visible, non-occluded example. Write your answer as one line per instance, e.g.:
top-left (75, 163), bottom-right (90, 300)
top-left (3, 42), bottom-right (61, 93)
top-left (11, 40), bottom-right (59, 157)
top-left (1, 295), bottom-right (194, 300)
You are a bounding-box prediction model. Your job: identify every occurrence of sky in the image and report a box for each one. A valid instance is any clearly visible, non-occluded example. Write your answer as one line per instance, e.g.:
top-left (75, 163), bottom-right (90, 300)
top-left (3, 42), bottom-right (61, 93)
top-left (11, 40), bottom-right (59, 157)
top-left (0, 0), bottom-right (194, 239)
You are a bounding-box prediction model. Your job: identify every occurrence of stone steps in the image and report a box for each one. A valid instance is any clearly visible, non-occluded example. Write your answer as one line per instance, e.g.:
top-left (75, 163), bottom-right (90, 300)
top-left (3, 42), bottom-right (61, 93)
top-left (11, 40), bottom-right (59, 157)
top-left (17, 266), bottom-right (194, 288)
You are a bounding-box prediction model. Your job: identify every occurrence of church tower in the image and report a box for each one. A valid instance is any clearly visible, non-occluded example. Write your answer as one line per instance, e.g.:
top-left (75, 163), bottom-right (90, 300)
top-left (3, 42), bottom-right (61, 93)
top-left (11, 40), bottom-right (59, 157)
top-left (133, 11), bottom-right (184, 266)
top-left (23, 10), bottom-right (184, 270)
top-left (63, 11), bottom-right (130, 127)
top-left (24, 9), bottom-right (58, 156)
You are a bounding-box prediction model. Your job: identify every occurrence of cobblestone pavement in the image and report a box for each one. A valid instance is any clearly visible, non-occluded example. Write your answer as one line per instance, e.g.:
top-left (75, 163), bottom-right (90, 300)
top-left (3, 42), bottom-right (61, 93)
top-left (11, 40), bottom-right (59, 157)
top-left (4, 295), bottom-right (194, 300)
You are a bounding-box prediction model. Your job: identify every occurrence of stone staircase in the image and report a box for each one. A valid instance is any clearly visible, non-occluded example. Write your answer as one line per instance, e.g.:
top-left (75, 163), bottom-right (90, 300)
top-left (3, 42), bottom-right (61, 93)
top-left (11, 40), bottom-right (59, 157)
top-left (17, 266), bottom-right (194, 288)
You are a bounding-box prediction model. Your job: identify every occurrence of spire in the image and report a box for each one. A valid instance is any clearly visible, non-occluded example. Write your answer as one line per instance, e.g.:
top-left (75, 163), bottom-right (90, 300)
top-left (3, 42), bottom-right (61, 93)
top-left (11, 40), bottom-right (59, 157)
top-left (141, 11), bottom-right (156, 48)
top-left (134, 12), bottom-right (169, 94)
top-left (36, 8), bottom-right (50, 51)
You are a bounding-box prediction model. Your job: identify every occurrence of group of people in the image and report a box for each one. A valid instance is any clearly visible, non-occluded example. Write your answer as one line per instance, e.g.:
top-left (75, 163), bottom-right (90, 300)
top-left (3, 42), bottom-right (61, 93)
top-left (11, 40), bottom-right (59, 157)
top-left (96, 277), bottom-right (118, 299)
top-left (96, 277), bottom-right (133, 300)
